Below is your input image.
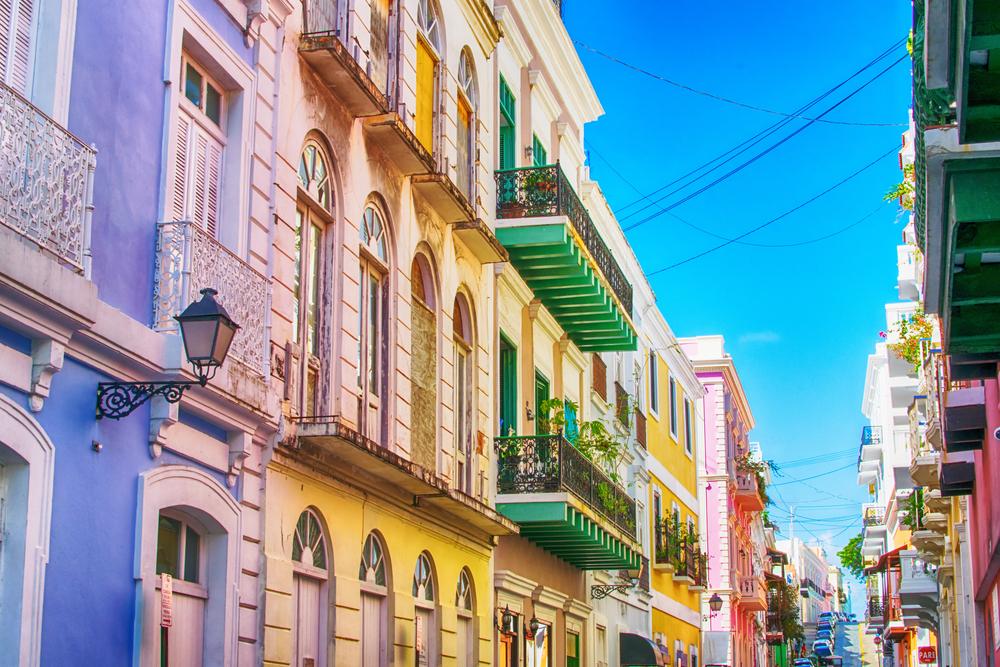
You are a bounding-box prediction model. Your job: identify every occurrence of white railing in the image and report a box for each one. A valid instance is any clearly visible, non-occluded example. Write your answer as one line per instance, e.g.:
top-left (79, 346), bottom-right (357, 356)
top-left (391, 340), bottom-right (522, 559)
top-left (0, 82), bottom-right (96, 274)
top-left (153, 221), bottom-right (268, 375)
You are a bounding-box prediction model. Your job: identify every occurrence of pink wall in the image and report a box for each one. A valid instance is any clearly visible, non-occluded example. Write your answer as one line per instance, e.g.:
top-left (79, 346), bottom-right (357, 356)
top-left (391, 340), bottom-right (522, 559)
top-left (969, 377), bottom-right (1000, 603)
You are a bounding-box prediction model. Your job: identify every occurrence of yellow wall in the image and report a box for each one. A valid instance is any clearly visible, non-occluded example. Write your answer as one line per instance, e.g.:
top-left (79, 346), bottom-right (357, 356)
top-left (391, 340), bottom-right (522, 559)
top-left (263, 463), bottom-right (494, 667)
top-left (645, 353), bottom-right (698, 498)
top-left (652, 608), bottom-right (701, 662)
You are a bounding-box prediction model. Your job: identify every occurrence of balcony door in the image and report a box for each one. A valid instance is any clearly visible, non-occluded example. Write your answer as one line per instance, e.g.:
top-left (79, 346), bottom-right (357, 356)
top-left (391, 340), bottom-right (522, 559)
top-left (534, 371), bottom-right (549, 435)
top-left (498, 335), bottom-right (517, 436)
top-left (453, 294), bottom-right (474, 495)
top-left (359, 206), bottom-right (389, 444)
top-left (415, 0), bottom-right (441, 153)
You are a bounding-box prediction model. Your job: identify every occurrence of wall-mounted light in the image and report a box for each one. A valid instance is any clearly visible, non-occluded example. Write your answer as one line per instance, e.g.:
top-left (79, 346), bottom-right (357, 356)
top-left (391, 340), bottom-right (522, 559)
top-left (528, 615), bottom-right (541, 636)
top-left (96, 288), bottom-right (239, 419)
top-left (525, 402), bottom-right (533, 421)
top-left (591, 566), bottom-right (643, 599)
top-left (495, 605), bottom-right (517, 636)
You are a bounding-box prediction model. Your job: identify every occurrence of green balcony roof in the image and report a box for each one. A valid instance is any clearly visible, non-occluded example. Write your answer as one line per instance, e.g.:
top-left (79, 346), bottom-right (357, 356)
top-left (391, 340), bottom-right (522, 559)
top-left (958, 0), bottom-right (1000, 142)
top-left (942, 163), bottom-right (1000, 354)
top-left (496, 222), bottom-right (636, 351)
top-left (496, 501), bottom-right (641, 570)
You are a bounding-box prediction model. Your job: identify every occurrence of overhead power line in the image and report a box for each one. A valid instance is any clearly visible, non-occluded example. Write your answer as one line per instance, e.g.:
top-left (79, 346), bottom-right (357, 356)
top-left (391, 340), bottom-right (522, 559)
top-left (623, 54), bottom-right (907, 233)
top-left (610, 38), bottom-right (907, 219)
top-left (574, 39), bottom-right (908, 128)
top-left (770, 462), bottom-right (858, 486)
top-left (646, 145), bottom-right (899, 274)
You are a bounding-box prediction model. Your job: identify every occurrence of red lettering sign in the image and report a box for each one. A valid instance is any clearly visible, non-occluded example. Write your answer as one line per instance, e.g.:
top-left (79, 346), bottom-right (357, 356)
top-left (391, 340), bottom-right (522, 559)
top-left (918, 646), bottom-right (937, 663)
top-left (160, 573), bottom-right (173, 628)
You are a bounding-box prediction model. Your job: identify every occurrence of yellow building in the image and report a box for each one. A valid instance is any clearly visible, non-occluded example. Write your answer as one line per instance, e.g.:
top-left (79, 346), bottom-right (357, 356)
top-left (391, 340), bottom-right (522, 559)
top-left (260, 0), bottom-right (513, 665)
top-left (641, 322), bottom-right (705, 664)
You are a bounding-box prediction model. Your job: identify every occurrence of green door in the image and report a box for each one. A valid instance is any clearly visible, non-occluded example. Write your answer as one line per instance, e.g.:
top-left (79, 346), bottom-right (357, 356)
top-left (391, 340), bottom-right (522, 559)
top-left (499, 335), bottom-right (518, 436)
top-left (566, 631), bottom-right (579, 667)
top-left (534, 371), bottom-right (549, 435)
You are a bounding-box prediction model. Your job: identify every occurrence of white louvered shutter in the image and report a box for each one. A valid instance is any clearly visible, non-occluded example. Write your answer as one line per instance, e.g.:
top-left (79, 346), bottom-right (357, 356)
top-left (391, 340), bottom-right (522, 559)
top-left (0, 0), bottom-right (35, 95)
top-left (190, 125), bottom-right (223, 238)
top-left (171, 113), bottom-right (192, 221)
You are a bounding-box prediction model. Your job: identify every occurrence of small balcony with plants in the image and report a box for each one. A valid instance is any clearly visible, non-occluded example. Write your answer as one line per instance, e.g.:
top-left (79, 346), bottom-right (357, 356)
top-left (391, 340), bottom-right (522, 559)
top-left (733, 452), bottom-right (768, 512)
top-left (898, 550), bottom-right (938, 629)
top-left (903, 488), bottom-right (946, 561)
top-left (1, 82), bottom-right (97, 277)
top-left (495, 399), bottom-right (640, 570)
top-left (737, 572), bottom-right (767, 612)
top-left (859, 425), bottom-right (883, 463)
top-left (494, 164), bottom-right (636, 352)
top-left (862, 503), bottom-right (887, 551)
top-left (652, 517), bottom-right (707, 589)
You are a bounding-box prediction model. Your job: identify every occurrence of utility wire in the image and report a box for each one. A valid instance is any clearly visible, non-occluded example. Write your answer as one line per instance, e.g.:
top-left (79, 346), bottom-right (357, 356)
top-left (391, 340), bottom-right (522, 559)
top-left (770, 462), bottom-right (858, 486)
top-left (647, 145), bottom-right (899, 274)
top-left (609, 39), bottom-right (906, 218)
top-left (574, 40), bottom-right (908, 128)
top-left (624, 54), bottom-right (907, 232)
top-left (589, 147), bottom-right (890, 249)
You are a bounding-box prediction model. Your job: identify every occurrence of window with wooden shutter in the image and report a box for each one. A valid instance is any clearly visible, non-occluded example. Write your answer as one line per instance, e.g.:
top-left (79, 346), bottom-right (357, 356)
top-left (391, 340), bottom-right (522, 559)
top-left (0, 0), bottom-right (36, 95)
top-left (498, 76), bottom-right (515, 170)
top-left (532, 134), bottom-right (547, 167)
top-left (171, 55), bottom-right (226, 237)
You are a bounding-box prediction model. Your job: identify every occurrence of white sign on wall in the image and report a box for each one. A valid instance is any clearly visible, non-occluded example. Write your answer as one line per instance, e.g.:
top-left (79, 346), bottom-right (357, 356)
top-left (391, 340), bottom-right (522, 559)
top-left (160, 573), bottom-right (173, 628)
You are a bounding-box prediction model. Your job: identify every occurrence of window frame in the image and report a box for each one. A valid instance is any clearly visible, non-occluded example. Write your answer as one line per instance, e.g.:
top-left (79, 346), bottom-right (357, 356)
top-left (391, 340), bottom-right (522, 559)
top-left (684, 397), bottom-right (694, 456)
top-left (668, 376), bottom-right (678, 439)
top-left (648, 351), bottom-right (659, 417)
top-left (358, 204), bottom-right (390, 444)
top-left (456, 49), bottom-right (478, 202)
top-left (155, 509), bottom-right (207, 589)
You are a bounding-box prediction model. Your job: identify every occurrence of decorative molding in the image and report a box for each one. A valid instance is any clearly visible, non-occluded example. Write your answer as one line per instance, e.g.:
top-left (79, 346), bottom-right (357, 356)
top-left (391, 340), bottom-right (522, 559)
top-left (563, 598), bottom-right (592, 620)
top-left (532, 584), bottom-right (569, 611)
top-left (227, 431), bottom-right (252, 486)
top-left (29, 339), bottom-right (64, 412)
top-left (148, 394), bottom-right (179, 458)
top-left (494, 569), bottom-right (537, 598)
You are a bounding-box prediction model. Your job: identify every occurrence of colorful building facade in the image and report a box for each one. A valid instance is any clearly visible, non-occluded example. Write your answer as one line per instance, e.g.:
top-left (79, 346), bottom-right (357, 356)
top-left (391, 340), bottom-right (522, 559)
top-left (684, 335), bottom-right (765, 667)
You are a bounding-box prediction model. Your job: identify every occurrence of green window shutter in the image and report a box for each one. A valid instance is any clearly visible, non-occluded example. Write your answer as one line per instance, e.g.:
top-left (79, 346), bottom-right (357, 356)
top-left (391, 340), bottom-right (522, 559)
top-left (563, 399), bottom-right (578, 444)
top-left (499, 336), bottom-right (518, 435)
top-left (534, 371), bottom-right (550, 436)
top-left (499, 125), bottom-right (514, 170)
top-left (532, 134), bottom-right (547, 167)
top-left (499, 76), bottom-right (516, 123)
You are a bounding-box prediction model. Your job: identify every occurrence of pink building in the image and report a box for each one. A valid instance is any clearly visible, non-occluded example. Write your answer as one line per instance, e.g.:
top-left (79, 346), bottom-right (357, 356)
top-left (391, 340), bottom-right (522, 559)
top-left (682, 336), bottom-right (767, 667)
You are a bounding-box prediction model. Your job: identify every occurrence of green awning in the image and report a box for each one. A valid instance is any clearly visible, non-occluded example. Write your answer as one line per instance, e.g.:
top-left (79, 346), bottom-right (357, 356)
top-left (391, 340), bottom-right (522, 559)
top-left (620, 633), bottom-right (668, 667)
top-left (496, 501), bottom-right (640, 570)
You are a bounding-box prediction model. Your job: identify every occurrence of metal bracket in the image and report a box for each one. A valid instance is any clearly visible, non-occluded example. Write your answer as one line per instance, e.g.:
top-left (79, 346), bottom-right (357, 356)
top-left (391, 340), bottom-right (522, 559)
top-left (590, 582), bottom-right (635, 600)
top-left (96, 381), bottom-right (197, 420)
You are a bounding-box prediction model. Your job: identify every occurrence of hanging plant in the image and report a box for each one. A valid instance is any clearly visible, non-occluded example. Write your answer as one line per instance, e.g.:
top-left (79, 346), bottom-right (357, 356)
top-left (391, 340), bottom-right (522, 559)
top-left (887, 309), bottom-right (935, 371)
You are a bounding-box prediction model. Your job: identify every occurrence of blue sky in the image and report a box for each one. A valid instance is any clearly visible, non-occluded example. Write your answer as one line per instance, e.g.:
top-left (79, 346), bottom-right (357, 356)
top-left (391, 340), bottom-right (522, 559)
top-left (564, 0), bottom-right (912, 609)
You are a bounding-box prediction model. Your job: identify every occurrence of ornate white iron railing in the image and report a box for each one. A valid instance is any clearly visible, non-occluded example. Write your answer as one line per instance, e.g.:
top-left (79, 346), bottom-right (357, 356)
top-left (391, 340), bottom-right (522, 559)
top-left (154, 220), bottom-right (268, 375)
top-left (0, 82), bottom-right (96, 274)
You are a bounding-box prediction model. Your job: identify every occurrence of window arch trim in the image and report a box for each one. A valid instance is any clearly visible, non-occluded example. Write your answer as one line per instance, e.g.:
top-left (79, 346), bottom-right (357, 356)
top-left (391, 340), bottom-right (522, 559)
top-left (292, 507), bottom-right (330, 577)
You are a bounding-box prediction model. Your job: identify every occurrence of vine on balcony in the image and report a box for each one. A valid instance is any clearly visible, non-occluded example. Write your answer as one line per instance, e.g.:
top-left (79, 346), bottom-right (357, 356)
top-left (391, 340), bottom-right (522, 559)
top-left (735, 452), bottom-right (772, 506)
top-left (883, 162), bottom-right (915, 212)
top-left (884, 309), bottom-right (935, 371)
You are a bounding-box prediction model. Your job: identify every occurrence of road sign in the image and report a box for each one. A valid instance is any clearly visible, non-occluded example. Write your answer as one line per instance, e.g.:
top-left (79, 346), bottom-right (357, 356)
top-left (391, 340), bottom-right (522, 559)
top-left (160, 573), bottom-right (173, 628)
top-left (918, 646), bottom-right (937, 663)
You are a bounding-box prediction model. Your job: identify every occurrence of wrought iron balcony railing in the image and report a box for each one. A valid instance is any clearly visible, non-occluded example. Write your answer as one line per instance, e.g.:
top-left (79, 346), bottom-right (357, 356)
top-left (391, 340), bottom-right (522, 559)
top-left (653, 517), bottom-right (705, 583)
top-left (0, 82), bottom-right (97, 275)
top-left (868, 596), bottom-right (884, 617)
top-left (863, 504), bottom-right (886, 527)
top-left (495, 164), bottom-right (633, 315)
top-left (496, 434), bottom-right (636, 539)
top-left (862, 425), bottom-right (883, 446)
top-left (154, 220), bottom-right (269, 375)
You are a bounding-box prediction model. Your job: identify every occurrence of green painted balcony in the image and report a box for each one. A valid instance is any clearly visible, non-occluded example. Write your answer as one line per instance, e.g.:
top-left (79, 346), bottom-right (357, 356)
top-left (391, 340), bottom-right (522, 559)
top-left (956, 0), bottom-right (1000, 143)
top-left (494, 165), bottom-right (636, 352)
top-left (495, 434), bottom-right (640, 570)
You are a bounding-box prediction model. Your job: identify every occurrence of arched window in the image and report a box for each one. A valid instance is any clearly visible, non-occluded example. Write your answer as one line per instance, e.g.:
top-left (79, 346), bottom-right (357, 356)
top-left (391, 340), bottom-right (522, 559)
top-left (412, 553), bottom-right (437, 666)
top-left (415, 0), bottom-right (442, 152)
top-left (456, 50), bottom-right (477, 200)
top-left (292, 509), bottom-right (330, 667)
top-left (452, 293), bottom-right (474, 494)
top-left (359, 533), bottom-right (389, 666)
top-left (294, 140), bottom-right (336, 416)
top-left (410, 253), bottom-right (438, 471)
top-left (455, 569), bottom-right (475, 667)
top-left (359, 204), bottom-right (390, 443)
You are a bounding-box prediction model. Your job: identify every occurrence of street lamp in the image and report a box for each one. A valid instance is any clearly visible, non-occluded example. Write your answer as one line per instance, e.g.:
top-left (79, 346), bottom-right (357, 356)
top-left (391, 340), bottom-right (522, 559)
top-left (96, 288), bottom-right (240, 419)
top-left (709, 593), bottom-right (724, 613)
top-left (495, 605), bottom-right (517, 636)
top-left (528, 615), bottom-right (541, 636)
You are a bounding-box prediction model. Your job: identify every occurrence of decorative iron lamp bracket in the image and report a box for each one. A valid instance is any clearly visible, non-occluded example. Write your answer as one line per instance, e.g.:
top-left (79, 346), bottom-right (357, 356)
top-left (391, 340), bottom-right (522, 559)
top-left (96, 379), bottom-right (202, 420)
top-left (590, 581), bottom-right (636, 600)
top-left (95, 288), bottom-right (239, 421)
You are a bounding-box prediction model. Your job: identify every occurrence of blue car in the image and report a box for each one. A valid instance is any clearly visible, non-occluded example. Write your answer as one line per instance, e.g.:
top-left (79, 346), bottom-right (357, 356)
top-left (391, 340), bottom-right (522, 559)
top-left (813, 640), bottom-right (833, 657)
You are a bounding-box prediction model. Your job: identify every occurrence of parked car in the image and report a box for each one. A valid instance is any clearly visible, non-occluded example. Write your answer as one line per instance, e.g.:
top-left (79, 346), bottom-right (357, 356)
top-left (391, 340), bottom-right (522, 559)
top-left (813, 640), bottom-right (833, 657)
top-left (794, 659), bottom-right (816, 667)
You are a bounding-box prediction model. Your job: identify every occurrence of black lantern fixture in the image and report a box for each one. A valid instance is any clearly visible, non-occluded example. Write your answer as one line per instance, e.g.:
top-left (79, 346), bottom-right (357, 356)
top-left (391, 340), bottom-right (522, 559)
top-left (708, 593), bottom-right (724, 613)
top-left (528, 615), bottom-right (541, 636)
top-left (96, 288), bottom-right (240, 419)
top-left (495, 605), bottom-right (517, 636)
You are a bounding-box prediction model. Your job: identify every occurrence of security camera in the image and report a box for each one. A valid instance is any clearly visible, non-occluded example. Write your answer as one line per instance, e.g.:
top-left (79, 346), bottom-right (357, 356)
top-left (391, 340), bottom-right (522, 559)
top-left (995, 426), bottom-right (1000, 442)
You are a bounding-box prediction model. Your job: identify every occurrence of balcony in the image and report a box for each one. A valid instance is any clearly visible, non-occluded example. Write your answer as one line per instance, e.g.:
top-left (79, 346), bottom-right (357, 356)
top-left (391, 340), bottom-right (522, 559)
top-left (298, 27), bottom-right (388, 117)
top-left (940, 459), bottom-right (975, 497)
top-left (920, 350), bottom-right (945, 449)
top-left (494, 165), bottom-right (636, 352)
top-left (363, 112), bottom-right (435, 176)
top-left (857, 458), bottom-right (880, 486)
top-left (867, 596), bottom-right (884, 624)
top-left (0, 82), bottom-right (97, 275)
top-left (944, 385), bottom-right (987, 452)
top-left (734, 471), bottom-right (766, 512)
top-left (653, 518), bottom-right (676, 572)
top-left (154, 221), bottom-right (269, 375)
top-left (909, 449), bottom-right (940, 489)
top-left (897, 243), bottom-right (920, 301)
top-left (924, 488), bottom-right (951, 513)
top-left (634, 409), bottom-right (646, 449)
top-left (738, 573), bottom-right (768, 611)
top-left (670, 531), bottom-right (707, 590)
top-left (450, 218), bottom-right (508, 264)
top-left (495, 434), bottom-right (640, 569)
top-left (859, 425), bottom-right (883, 462)
top-left (294, 416), bottom-right (516, 535)
top-left (950, 0), bottom-right (1000, 144)
top-left (863, 503), bottom-right (886, 533)
top-left (899, 550), bottom-right (939, 630)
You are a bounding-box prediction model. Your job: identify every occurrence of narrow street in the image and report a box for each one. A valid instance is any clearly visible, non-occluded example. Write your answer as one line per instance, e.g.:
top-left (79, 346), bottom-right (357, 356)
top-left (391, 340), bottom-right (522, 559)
top-left (802, 622), bottom-right (869, 667)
